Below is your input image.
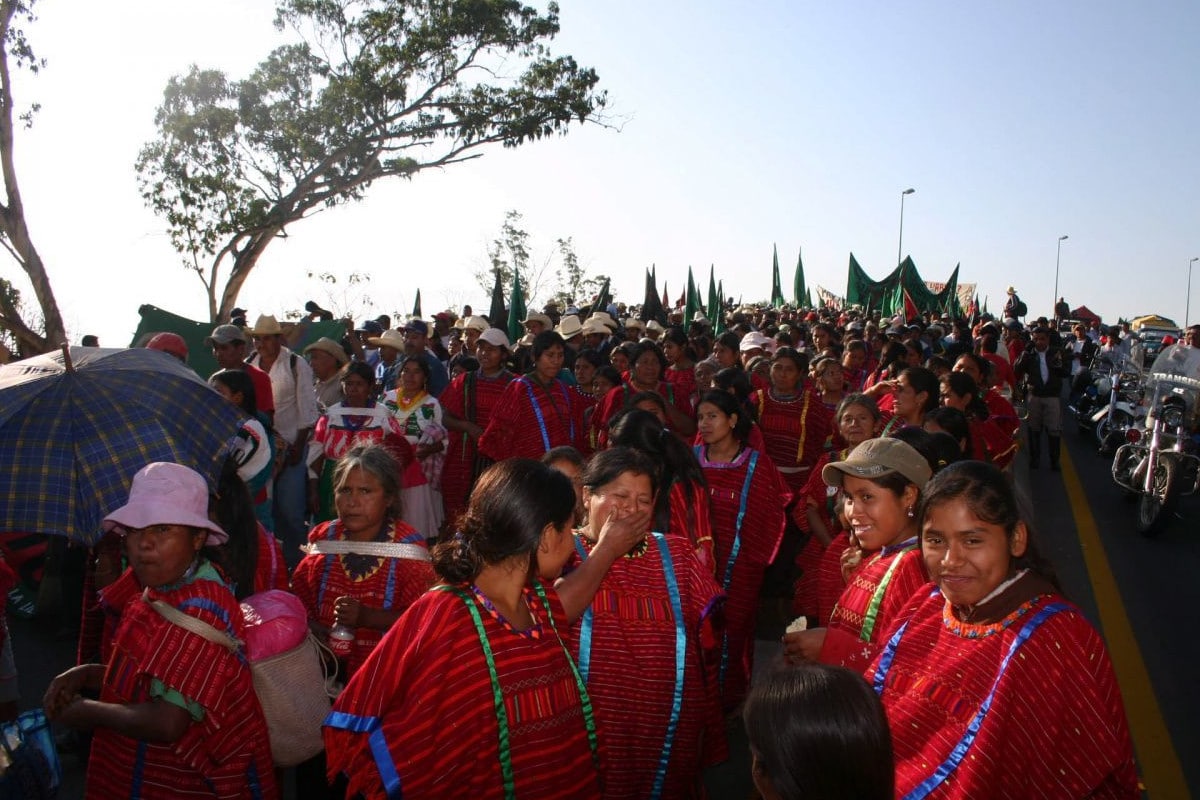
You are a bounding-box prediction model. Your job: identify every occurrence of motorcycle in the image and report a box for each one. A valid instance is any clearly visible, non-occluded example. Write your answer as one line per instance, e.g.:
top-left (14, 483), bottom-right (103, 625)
top-left (1090, 357), bottom-right (1146, 453)
top-left (1110, 349), bottom-right (1200, 536)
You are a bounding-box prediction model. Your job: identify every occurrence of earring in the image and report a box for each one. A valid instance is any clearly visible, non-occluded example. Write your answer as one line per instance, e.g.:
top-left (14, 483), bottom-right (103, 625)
top-left (906, 506), bottom-right (914, 518)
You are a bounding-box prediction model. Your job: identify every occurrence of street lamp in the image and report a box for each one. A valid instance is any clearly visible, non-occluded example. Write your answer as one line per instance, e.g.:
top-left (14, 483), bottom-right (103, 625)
top-left (1052, 235), bottom-right (1069, 316)
top-left (897, 188), bottom-right (915, 267)
top-left (1187, 256), bottom-right (1199, 327)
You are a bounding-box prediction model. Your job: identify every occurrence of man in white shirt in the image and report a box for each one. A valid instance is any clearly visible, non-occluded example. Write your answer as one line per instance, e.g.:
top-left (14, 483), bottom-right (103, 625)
top-left (247, 314), bottom-right (320, 559)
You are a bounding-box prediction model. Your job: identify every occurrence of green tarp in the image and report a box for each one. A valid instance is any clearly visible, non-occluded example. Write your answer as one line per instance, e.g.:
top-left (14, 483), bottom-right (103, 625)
top-left (844, 255), bottom-right (962, 317)
top-left (131, 305), bottom-right (347, 379)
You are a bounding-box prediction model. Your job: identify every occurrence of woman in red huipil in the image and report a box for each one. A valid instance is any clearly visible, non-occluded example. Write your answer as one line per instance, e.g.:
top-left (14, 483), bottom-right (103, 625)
top-left (750, 347), bottom-right (834, 495)
top-left (292, 444), bottom-right (435, 679)
top-left (608, 407), bottom-right (715, 572)
top-left (782, 437), bottom-right (931, 674)
top-left (695, 390), bottom-right (788, 712)
top-left (939, 371), bottom-right (1017, 469)
top-left (662, 327), bottom-right (698, 408)
top-left (325, 458), bottom-right (648, 800)
top-left (590, 341), bottom-right (697, 448)
top-left (953, 352), bottom-right (1020, 440)
top-left (792, 393), bottom-right (882, 623)
top-left (566, 447), bottom-right (726, 798)
top-left (440, 328), bottom-right (515, 524)
top-left (45, 463), bottom-right (277, 800)
top-left (875, 461), bottom-right (1137, 799)
top-left (479, 330), bottom-right (589, 460)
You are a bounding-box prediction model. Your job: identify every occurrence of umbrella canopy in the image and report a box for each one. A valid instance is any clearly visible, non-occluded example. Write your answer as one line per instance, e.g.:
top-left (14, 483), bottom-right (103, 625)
top-left (0, 347), bottom-right (247, 544)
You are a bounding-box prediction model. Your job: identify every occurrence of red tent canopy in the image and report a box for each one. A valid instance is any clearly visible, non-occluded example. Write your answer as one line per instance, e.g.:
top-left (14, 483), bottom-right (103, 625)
top-left (1071, 305), bottom-right (1101, 323)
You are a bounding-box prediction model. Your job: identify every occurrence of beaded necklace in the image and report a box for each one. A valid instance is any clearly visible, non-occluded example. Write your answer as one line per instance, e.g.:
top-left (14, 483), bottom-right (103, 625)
top-left (874, 590), bottom-right (1069, 800)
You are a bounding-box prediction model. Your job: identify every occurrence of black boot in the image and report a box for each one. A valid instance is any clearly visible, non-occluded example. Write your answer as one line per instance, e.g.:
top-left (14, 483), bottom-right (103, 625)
top-left (1028, 430), bottom-right (1041, 468)
top-left (1048, 434), bottom-right (1061, 471)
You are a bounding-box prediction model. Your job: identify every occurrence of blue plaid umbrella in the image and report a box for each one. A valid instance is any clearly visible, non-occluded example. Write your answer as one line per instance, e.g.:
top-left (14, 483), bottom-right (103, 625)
top-left (0, 346), bottom-right (246, 544)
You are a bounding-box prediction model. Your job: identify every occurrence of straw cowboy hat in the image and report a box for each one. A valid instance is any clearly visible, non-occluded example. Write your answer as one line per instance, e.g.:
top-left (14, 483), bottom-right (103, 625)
top-left (581, 318), bottom-right (611, 337)
top-left (248, 314), bottom-right (285, 336)
top-left (303, 337), bottom-right (349, 366)
top-left (367, 329), bottom-right (406, 349)
top-left (556, 315), bottom-right (583, 339)
top-left (589, 311), bottom-right (618, 331)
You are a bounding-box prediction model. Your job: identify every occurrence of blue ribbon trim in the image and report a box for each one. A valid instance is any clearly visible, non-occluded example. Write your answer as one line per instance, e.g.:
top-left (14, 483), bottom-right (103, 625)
top-left (316, 520), bottom-right (338, 611)
top-left (573, 533), bottom-right (684, 800)
top-left (384, 559), bottom-right (397, 608)
top-left (573, 537), bottom-right (594, 684)
top-left (175, 597), bottom-right (236, 637)
top-left (519, 376), bottom-right (574, 452)
top-left (651, 533), bottom-right (686, 800)
top-left (874, 595), bottom-right (1070, 800)
top-left (325, 697), bottom-right (402, 797)
top-left (718, 450), bottom-right (758, 685)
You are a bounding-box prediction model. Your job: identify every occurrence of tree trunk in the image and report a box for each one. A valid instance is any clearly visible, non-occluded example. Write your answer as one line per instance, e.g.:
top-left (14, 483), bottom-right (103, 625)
top-left (0, 1), bottom-right (67, 356)
top-left (212, 226), bottom-right (280, 323)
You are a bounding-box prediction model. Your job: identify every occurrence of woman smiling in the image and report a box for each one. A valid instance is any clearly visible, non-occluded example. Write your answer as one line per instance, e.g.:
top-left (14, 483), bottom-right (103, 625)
top-left (874, 461), bottom-right (1137, 799)
top-left (783, 437), bottom-right (932, 673)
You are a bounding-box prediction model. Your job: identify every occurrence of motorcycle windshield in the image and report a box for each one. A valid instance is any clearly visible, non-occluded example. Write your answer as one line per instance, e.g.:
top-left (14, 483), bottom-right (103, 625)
top-left (1149, 345), bottom-right (1200, 386)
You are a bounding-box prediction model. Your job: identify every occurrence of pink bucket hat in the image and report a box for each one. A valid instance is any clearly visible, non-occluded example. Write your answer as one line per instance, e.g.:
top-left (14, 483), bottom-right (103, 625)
top-left (103, 462), bottom-right (228, 545)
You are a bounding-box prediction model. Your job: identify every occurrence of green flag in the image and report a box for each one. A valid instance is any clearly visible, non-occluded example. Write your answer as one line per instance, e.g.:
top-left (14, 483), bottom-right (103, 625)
top-left (793, 248), bottom-right (807, 307)
top-left (715, 280), bottom-right (726, 334)
top-left (487, 270), bottom-right (506, 326)
top-left (685, 266), bottom-right (699, 324)
top-left (412, 289), bottom-right (422, 319)
top-left (507, 270), bottom-right (526, 344)
top-left (707, 265), bottom-right (720, 328)
top-left (805, 287), bottom-right (813, 309)
top-left (770, 244), bottom-right (784, 308)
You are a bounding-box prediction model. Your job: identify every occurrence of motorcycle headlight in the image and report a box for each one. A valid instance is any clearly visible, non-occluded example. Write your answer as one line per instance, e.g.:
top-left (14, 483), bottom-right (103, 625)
top-left (1163, 406), bottom-right (1186, 429)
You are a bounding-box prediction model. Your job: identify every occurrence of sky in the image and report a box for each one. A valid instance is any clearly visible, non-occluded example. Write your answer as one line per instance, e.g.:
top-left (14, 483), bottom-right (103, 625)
top-left (5, 0), bottom-right (1200, 346)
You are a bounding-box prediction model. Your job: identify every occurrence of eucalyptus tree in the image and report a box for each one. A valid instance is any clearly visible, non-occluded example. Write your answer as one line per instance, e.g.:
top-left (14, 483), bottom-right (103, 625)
top-left (137, 0), bottom-right (606, 322)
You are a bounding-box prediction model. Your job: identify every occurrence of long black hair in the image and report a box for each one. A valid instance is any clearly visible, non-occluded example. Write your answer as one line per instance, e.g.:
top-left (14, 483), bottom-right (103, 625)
top-left (941, 371), bottom-right (990, 421)
top-left (209, 455), bottom-right (260, 599)
top-left (743, 664), bottom-right (893, 800)
top-left (433, 459), bottom-right (575, 584)
top-left (209, 369), bottom-right (258, 416)
top-left (900, 366), bottom-right (940, 416)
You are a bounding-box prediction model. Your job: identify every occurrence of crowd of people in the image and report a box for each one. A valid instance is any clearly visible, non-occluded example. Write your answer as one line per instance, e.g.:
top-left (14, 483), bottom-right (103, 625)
top-left (33, 293), bottom-right (1156, 799)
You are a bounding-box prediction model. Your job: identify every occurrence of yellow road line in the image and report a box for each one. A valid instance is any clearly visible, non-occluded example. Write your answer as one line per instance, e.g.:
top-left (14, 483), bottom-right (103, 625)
top-left (1060, 447), bottom-right (1188, 799)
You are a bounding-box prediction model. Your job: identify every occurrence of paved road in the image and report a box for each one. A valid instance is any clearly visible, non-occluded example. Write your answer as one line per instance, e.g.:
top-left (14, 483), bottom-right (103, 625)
top-left (10, 419), bottom-right (1199, 798)
top-left (1043, 419), bottom-right (1199, 799)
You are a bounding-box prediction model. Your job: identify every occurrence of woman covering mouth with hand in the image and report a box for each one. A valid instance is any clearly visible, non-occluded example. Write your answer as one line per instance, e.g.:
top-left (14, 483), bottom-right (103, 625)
top-left (782, 437), bottom-right (931, 673)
